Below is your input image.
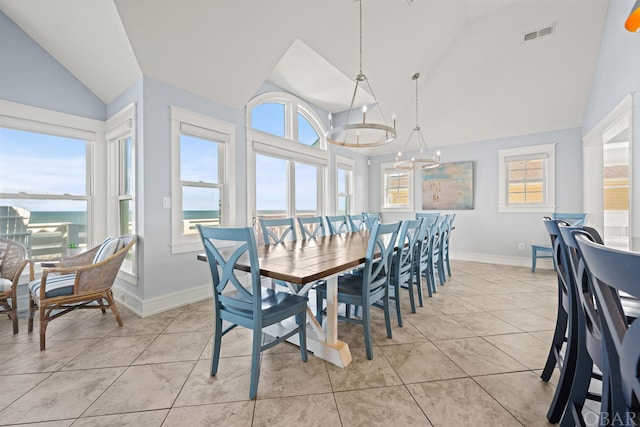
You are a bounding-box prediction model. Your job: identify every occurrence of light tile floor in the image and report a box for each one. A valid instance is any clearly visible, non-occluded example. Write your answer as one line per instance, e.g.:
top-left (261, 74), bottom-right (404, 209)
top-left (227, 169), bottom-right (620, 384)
top-left (0, 261), bottom-right (566, 426)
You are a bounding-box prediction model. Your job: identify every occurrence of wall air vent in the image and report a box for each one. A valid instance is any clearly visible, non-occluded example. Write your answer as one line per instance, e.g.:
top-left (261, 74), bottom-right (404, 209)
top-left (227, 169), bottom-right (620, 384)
top-left (523, 23), bottom-right (556, 42)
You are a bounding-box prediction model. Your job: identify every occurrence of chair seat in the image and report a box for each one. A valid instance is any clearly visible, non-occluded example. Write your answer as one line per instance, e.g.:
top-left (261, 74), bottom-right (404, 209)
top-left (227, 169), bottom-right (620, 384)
top-left (223, 288), bottom-right (308, 321)
top-left (28, 274), bottom-right (76, 299)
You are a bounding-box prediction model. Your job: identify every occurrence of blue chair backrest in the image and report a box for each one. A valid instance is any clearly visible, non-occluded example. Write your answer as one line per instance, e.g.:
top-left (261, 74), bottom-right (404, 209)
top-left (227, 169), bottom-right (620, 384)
top-left (325, 215), bottom-right (350, 235)
top-left (559, 225), bottom-right (605, 368)
top-left (417, 213), bottom-right (439, 227)
top-left (574, 232), bottom-right (640, 420)
top-left (363, 221), bottom-right (401, 298)
top-left (395, 219), bottom-right (422, 279)
top-left (415, 217), bottom-right (433, 271)
top-left (297, 216), bottom-right (325, 239)
top-left (552, 213), bottom-right (586, 226)
top-left (362, 212), bottom-right (380, 230)
top-left (197, 226), bottom-right (263, 326)
top-left (259, 217), bottom-right (297, 245)
top-left (348, 214), bottom-right (367, 232)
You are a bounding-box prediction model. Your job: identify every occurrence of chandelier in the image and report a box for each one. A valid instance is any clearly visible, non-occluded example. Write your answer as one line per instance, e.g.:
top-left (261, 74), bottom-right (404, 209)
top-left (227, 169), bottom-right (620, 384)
top-left (325, 0), bottom-right (397, 148)
top-left (394, 73), bottom-right (440, 170)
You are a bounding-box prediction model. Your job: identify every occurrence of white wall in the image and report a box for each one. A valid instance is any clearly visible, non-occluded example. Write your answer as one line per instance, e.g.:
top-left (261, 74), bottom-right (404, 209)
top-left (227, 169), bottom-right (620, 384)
top-left (370, 127), bottom-right (583, 267)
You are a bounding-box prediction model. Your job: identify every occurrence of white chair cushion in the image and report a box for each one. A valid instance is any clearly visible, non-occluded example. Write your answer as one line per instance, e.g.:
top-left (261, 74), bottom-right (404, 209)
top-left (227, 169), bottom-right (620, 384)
top-left (29, 274), bottom-right (76, 299)
top-left (0, 277), bottom-right (12, 292)
top-left (92, 237), bottom-right (123, 264)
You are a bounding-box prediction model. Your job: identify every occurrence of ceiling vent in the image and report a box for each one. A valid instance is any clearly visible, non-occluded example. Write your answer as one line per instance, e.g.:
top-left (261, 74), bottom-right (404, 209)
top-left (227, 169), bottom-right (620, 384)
top-left (523, 23), bottom-right (556, 42)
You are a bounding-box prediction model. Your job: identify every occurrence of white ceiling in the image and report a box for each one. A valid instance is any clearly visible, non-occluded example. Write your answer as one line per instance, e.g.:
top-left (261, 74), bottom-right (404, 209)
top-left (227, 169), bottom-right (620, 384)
top-left (0, 0), bottom-right (609, 155)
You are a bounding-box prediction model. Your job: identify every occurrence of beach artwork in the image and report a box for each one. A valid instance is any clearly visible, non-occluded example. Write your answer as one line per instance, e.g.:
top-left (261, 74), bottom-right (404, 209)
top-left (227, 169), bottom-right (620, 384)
top-left (422, 161), bottom-right (474, 210)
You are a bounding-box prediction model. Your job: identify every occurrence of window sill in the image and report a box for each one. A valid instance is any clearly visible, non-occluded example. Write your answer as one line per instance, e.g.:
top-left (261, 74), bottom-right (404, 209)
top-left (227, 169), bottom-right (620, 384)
top-left (498, 205), bottom-right (556, 213)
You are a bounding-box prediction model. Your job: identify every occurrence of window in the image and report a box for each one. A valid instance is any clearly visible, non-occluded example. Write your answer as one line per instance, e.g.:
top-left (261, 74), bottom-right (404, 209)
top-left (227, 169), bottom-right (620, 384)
top-left (381, 162), bottom-right (414, 211)
top-left (0, 101), bottom-right (99, 262)
top-left (246, 93), bottom-right (328, 239)
top-left (171, 107), bottom-right (235, 253)
top-left (498, 143), bottom-right (556, 212)
top-left (106, 103), bottom-right (136, 277)
top-left (336, 156), bottom-right (354, 215)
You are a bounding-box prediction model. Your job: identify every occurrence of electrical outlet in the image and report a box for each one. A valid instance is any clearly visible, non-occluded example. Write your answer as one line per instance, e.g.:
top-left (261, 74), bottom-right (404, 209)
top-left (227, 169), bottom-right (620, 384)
top-left (518, 243), bottom-right (525, 251)
top-left (162, 197), bottom-right (171, 209)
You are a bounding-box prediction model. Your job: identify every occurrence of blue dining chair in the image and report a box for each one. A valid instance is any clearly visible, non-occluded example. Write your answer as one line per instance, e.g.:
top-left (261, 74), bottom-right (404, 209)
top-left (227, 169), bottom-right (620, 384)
top-left (197, 225), bottom-right (308, 400)
top-left (556, 225), bottom-right (610, 425)
top-left (576, 234), bottom-right (640, 427)
top-left (415, 212), bottom-right (440, 224)
top-left (388, 218), bottom-right (423, 326)
top-left (540, 218), bottom-right (582, 423)
top-left (348, 214), bottom-right (367, 232)
top-left (315, 221), bottom-right (401, 359)
top-left (413, 218), bottom-right (433, 301)
top-left (297, 216), bottom-right (326, 239)
top-left (325, 215), bottom-right (350, 235)
top-left (441, 213), bottom-right (455, 277)
top-left (259, 217), bottom-right (297, 245)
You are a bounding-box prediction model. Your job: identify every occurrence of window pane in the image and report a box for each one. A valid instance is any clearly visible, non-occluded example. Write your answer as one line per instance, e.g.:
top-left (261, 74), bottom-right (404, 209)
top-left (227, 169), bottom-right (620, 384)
top-left (121, 137), bottom-right (133, 195)
top-left (2, 199), bottom-right (87, 261)
top-left (252, 102), bottom-right (285, 138)
top-left (338, 196), bottom-right (348, 215)
top-left (0, 128), bottom-right (86, 195)
top-left (297, 112), bottom-right (320, 146)
top-left (508, 161), bottom-right (525, 171)
top-left (385, 170), bottom-right (410, 208)
top-left (256, 154), bottom-right (287, 216)
top-left (295, 163), bottom-right (318, 215)
top-left (337, 169), bottom-right (347, 194)
top-left (119, 199), bottom-right (134, 236)
top-left (182, 186), bottom-right (220, 233)
top-left (180, 134), bottom-right (219, 183)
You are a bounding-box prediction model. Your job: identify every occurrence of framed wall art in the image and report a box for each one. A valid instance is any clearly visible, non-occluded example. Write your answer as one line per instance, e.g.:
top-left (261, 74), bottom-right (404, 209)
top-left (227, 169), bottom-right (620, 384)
top-left (422, 161), bottom-right (474, 210)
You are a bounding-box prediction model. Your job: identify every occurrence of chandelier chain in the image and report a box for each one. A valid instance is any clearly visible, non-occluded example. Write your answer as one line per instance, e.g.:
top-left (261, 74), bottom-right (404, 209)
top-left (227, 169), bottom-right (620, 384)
top-left (414, 74), bottom-right (419, 129)
top-left (359, 0), bottom-right (363, 76)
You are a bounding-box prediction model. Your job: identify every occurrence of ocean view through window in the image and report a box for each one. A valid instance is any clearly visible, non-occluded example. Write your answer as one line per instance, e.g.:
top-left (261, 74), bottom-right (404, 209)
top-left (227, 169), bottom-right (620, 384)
top-left (1, 127), bottom-right (90, 260)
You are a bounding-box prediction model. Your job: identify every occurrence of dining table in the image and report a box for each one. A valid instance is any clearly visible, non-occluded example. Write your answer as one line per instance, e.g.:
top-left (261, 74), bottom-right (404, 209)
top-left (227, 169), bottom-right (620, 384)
top-left (197, 230), bottom-right (374, 368)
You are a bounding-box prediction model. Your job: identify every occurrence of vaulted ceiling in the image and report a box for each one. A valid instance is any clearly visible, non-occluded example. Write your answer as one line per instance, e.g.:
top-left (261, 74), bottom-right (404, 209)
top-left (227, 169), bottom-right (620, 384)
top-left (0, 0), bottom-right (609, 154)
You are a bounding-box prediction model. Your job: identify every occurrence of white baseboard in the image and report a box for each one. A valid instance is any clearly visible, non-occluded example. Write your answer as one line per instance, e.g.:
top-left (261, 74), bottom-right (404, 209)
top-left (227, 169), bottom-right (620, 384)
top-left (112, 283), bottom-right (213, 318)
top-left (450, 251), bottom-right (555, 270)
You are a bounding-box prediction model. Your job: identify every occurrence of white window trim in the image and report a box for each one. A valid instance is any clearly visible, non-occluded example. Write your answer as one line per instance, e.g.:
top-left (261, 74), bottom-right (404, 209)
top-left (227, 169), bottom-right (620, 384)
top-left (498, 143), bottom-right (556, 213)
top-left (246, 92), bottom-right (328, 226)
top-left (336, 155), bottom-right (354, 215)
top-left (380, 161), bottom-right (414, 213)
top-left (106, 103), bottom-right (137, 283)
top-left (0, 100), bottom-right (105, 248)
top-left (170, 106), bottom-right (236, 254)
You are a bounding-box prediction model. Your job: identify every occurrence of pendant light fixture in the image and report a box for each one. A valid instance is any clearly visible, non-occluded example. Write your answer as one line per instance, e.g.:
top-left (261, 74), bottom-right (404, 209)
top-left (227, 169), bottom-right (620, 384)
top-left (394, 73), bottom-right (440, 170)
top-left (626, 0), bottom-right (640, 32)
top-left (325, 0), bottom-right (397, 148)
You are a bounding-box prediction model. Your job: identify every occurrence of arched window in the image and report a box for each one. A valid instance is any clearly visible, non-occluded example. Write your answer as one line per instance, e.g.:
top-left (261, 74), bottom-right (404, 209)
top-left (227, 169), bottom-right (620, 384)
top-left (246, 93), bottom-right (327, 239)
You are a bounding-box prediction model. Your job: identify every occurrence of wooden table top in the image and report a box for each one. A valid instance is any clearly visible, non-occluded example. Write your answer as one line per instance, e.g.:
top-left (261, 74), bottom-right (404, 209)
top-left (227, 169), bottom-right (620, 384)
top-left (197, 231), bottom-right (372, 285)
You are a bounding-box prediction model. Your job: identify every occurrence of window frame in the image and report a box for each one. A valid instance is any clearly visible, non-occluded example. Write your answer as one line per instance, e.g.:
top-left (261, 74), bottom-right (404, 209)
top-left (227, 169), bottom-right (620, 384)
top-left (380, 162), bottom-right (414, 212)
top-left (0, 100), bottom-right (104, 254)
top-left (106, 103), bottom-right (137, 280)
top-left (246, 92), bottom-right (328, 229)
top-left (498, 143), bottom-right (556, 213)
top-left (170, 106), bottom-right (236, 253)
top-left (336, 155), bottom-right (354, 215)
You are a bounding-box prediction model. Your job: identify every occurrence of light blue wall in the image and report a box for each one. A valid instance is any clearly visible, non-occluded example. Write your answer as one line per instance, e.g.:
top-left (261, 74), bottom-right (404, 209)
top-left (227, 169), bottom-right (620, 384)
top-left (370, 127), bottom-right (583, 264)
top-left (582, 0), bottom-right (640, 248)
top-left (0, 11), bottom-right (105, 120)
top-left (582, 0), bottom-right (640, 134)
